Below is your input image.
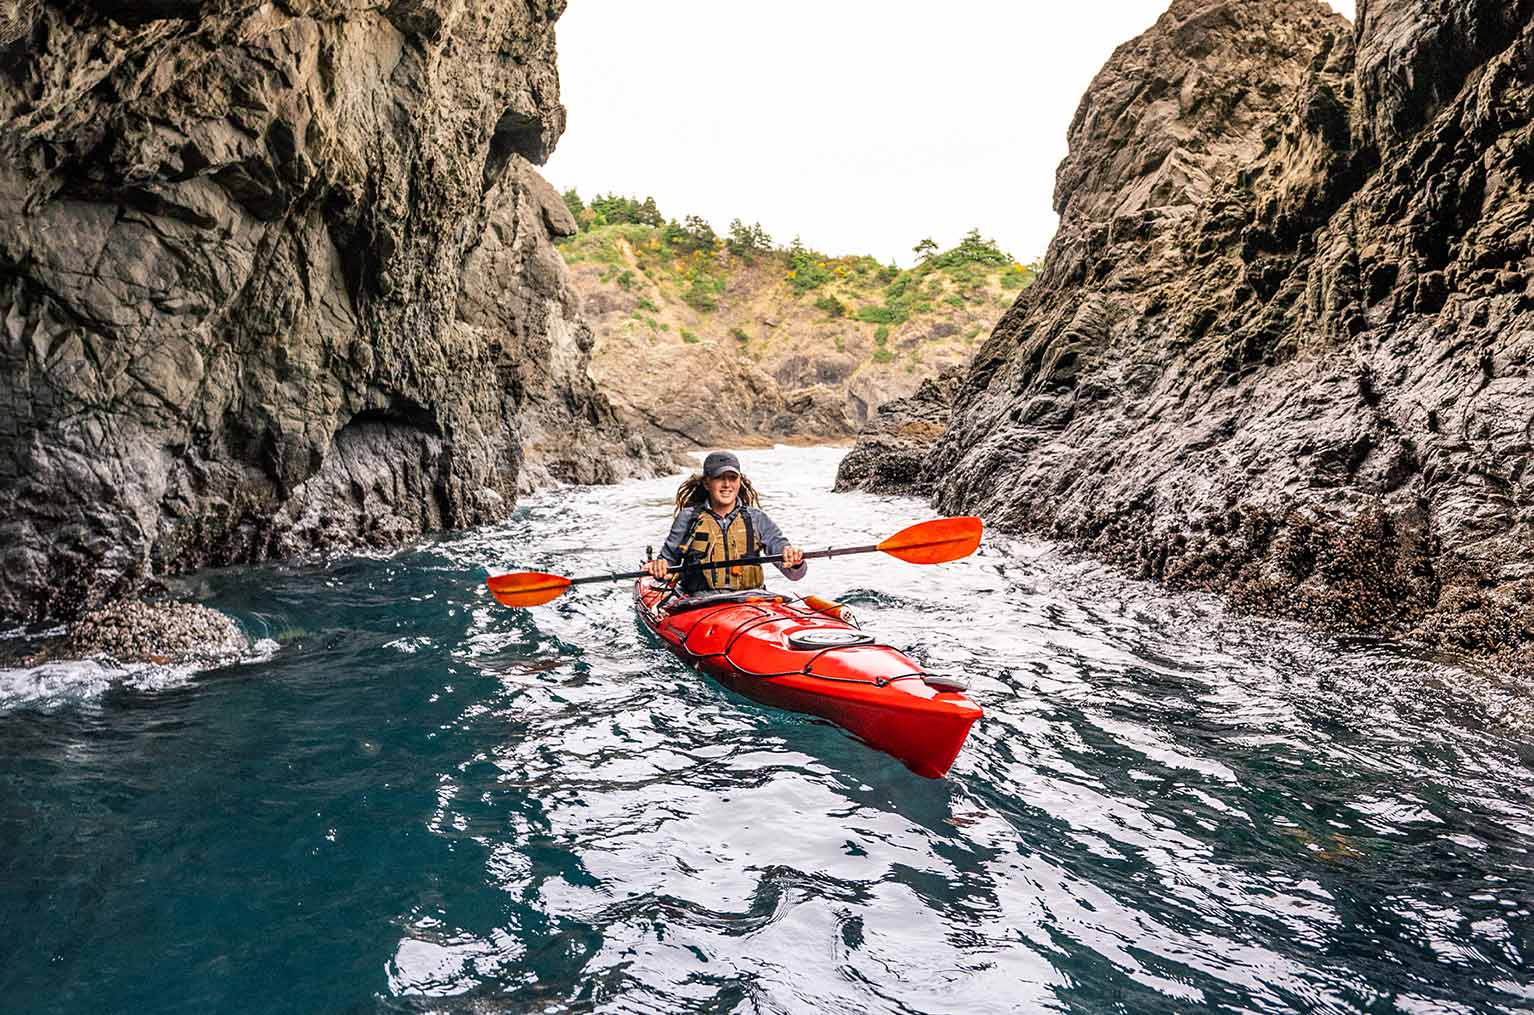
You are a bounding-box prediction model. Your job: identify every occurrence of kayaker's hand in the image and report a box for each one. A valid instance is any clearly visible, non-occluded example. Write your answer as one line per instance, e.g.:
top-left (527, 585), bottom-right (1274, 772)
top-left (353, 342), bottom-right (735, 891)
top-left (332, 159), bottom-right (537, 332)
top-left (645, 558), bottom-right (671, 580)
top-left (782, 545), bottom-right (803, 568)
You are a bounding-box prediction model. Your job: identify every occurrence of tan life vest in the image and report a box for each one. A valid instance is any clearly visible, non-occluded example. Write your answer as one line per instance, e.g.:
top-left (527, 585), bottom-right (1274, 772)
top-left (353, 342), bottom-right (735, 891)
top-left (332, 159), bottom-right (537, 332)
top-left (682, 508), bottom-right (764, 591)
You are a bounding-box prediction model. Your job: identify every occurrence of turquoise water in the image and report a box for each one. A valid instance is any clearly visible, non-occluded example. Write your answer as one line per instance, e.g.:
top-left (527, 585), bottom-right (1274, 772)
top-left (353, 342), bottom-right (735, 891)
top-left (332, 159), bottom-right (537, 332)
top-left (2, 445), bottom-right (1531, 1013)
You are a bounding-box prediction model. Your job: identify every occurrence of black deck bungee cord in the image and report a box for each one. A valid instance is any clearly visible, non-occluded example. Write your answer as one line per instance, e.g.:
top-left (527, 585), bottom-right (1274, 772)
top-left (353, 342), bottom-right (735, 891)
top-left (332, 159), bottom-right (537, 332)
top-left (660, 596), bottom-right (931, 688)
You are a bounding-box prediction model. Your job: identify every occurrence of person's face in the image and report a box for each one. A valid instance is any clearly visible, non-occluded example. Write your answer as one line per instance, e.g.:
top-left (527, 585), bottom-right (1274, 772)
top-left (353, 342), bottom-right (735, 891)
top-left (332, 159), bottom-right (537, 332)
top-left (705, 471), bottom-right (740, 510)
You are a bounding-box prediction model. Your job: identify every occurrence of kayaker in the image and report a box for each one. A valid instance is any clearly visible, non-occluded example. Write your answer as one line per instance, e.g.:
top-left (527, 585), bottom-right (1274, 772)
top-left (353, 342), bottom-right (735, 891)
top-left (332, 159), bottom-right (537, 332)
top-left (645, 451), bottom-right (805, 593)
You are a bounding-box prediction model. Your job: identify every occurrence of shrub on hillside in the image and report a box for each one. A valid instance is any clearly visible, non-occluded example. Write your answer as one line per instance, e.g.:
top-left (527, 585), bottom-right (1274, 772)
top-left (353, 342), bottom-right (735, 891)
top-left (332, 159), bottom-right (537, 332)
top-left (590, 193), bottom-right (664, 228)
top-left (563, 230), bottom-right (623, 268)
top-left (785, 237), bottom-right (832, 291)
top-left (664, 215), bottom-right (719, 253)
top-left (930, 228), bottom-right (1012, 269)
top-left (814, 294), bottom-right (847, 318)
top-left (1000, 260), bottom-right (1042, 289)
top-left (945, 262), bottom-right (986, 289)
top-left (683, 275), bottom-right (721, 312)
top-left (727, 219), bottom-right (773, 256)
top-left (856, 304), bottom-right (906, 325)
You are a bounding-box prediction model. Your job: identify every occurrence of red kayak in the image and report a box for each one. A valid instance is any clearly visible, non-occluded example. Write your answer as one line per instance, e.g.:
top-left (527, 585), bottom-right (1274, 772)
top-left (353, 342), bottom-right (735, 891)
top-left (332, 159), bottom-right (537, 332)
top-left (634, 579), bottom-right (982, 777)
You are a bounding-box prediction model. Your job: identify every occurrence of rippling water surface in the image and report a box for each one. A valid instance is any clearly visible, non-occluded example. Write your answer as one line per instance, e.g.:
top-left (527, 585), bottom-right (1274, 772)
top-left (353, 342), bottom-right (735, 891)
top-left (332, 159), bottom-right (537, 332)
top-left (2, 446), bottom-right (1532, 1014)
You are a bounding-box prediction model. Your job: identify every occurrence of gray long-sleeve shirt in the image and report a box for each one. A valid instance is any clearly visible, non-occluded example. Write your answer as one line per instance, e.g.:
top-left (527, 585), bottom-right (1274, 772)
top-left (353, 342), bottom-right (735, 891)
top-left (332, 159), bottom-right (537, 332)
top-left (659, 505), bottom-right (807, 582)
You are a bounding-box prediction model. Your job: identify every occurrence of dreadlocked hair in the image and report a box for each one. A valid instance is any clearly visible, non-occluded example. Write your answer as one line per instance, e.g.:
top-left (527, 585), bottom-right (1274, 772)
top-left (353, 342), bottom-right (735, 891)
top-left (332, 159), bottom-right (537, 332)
top-left (673, 473), bottom-right (758, 514)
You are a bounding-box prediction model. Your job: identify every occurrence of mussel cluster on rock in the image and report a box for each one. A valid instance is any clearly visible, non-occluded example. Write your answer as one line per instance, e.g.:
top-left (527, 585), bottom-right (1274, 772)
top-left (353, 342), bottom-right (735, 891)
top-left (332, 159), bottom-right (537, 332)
top-left (29, 600), bottom-right (249, 667)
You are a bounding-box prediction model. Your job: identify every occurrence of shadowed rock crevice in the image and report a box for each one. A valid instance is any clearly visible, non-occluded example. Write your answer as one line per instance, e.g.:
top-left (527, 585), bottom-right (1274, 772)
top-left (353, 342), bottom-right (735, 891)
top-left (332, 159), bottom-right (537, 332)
top-left (79, 1), bottom-right (205, 25)
top-left (272, 408), bottom-right (453, 553)
top-left (484, 107), bottom-right (551, 190)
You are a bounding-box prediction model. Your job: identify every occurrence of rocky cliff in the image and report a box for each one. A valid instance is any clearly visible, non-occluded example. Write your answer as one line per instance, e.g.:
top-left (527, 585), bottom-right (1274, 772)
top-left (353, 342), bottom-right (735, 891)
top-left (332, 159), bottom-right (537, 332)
top-left (0, 0), bottom-right (659, 624)
top-left (833, 367), bottom-right (963, 496)
top-left (849, 0), bottom-right (1534, 670)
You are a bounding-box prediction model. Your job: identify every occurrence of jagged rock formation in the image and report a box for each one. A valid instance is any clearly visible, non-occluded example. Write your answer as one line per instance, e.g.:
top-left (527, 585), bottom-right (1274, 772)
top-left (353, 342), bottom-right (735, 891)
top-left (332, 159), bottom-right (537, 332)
top-left (833, 367), bottom-right (961, 495)
top-left (0, 1), bottom-right (662, 624)
top-left (854, 0), bottom-right (1534, 669)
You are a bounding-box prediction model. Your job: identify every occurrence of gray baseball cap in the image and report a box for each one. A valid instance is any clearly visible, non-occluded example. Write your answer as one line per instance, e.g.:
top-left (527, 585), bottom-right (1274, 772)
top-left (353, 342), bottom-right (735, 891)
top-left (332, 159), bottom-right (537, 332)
top-left (703, 451), bottom-right (742, 477)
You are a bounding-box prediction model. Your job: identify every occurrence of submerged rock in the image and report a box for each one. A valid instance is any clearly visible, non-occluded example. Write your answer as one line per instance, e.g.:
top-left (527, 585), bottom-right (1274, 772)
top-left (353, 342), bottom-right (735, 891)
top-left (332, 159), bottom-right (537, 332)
top-left (847, 0), bottom-right (1534, 671)
top-left (0, 1), bottom-right (667, 626)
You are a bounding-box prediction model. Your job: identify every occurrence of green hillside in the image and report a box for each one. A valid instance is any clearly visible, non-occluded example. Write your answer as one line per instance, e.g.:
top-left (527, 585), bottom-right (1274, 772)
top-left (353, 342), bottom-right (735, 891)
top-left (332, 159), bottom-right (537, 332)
top-left (556, 192), bottom-right (1039, 446)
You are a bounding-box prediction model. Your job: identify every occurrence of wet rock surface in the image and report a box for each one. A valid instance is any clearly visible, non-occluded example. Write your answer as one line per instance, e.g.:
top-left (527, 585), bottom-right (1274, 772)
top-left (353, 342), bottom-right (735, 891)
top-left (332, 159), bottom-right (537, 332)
top-left (0, 1), bottom-right (666, 625)
top-left (833, 368), bottom-right (961, 495)
top-left (25, 599), bottom-right (249, 666)
top-left (843, 0), bottom-right (1534, 671)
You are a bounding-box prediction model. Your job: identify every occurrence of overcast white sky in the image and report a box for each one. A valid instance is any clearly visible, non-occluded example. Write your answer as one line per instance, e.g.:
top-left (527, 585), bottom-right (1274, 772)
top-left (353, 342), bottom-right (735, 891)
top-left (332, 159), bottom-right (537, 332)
top-left (544, 1), bottom-right (1356, 266)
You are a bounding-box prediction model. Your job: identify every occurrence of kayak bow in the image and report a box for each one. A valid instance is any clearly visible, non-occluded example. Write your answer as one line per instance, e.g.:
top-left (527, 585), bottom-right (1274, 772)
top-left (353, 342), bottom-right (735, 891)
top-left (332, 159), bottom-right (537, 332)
top-left (634, 580), bottom-right (982, 778)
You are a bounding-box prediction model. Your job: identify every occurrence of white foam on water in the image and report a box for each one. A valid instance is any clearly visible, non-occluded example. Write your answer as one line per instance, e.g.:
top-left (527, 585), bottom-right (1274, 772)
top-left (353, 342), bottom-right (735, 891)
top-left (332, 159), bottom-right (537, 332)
top-left (0, 636), bottom-right (279, 710)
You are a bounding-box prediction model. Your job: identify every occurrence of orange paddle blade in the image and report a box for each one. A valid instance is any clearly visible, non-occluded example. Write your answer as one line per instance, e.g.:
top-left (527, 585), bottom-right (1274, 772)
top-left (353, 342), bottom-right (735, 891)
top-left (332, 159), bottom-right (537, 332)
top-left (485, 571), bottom-right (573, 607)
top-left (877, 516), bottom-right (983, 564)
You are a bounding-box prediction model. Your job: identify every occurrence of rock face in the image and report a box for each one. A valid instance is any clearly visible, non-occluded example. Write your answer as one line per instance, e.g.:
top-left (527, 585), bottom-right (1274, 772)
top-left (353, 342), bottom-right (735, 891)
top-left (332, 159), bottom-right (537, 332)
top-left (0, 1), bottom-right (661, 624)
top-left (833, 368), bottom-right (961, 495)
top-left (879, 0), bottom-right (1534, 668)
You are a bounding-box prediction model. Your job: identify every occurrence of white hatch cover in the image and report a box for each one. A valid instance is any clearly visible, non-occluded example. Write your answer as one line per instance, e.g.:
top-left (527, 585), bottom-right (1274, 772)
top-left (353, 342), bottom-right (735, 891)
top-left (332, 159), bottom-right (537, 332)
top-left (787, 629), bottom-right (875, 649)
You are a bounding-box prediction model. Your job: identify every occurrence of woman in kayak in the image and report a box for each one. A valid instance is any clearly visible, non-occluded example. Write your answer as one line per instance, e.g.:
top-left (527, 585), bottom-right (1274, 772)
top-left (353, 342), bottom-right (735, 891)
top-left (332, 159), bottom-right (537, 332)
top-left (645, 451), bottom-right (805, 593)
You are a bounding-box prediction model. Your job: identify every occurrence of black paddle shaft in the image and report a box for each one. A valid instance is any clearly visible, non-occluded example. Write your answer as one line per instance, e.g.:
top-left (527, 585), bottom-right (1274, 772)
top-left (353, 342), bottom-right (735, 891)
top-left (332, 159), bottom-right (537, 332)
top-left (567, 544), bottom-right (880, 588)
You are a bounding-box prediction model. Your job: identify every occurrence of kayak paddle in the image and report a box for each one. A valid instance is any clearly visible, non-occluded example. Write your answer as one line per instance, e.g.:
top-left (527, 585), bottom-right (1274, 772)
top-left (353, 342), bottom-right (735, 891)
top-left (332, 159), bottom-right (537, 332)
top-left (485, 516), bottom-right (983, 608)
